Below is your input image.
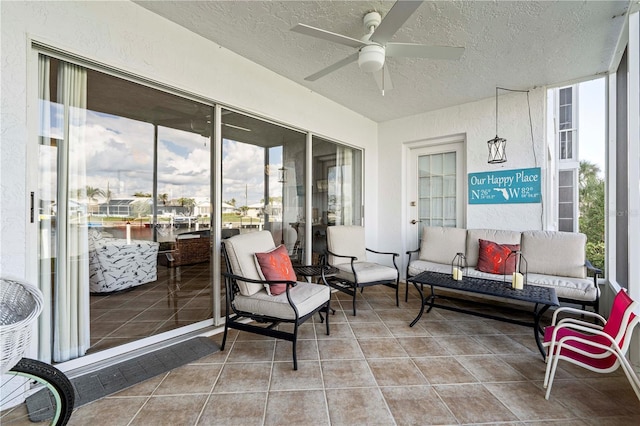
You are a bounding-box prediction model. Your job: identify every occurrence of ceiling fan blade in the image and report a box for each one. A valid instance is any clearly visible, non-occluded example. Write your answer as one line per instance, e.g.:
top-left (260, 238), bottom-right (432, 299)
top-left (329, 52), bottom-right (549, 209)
top-left (386, 43), bottom-right (464, 60)
top-left (372, 64), bottom-right (393, 93)
top-left (304, 52), bottom-right (359, 81)
top-left (291, 24), bottom-right (367, 49)
top-left (370, 0), bottom-right (424, 45)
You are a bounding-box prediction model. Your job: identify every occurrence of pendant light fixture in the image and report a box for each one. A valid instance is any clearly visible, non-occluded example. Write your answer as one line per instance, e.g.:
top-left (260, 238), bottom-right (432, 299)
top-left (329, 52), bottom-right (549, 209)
top-left (487, 87), bottom-right (533, 164)
top-left (488, 87), bottom-right (507, 164)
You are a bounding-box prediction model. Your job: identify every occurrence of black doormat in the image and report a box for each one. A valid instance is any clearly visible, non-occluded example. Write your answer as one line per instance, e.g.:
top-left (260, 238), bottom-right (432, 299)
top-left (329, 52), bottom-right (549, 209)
top-left (42, 337), bottom-right (219, 410)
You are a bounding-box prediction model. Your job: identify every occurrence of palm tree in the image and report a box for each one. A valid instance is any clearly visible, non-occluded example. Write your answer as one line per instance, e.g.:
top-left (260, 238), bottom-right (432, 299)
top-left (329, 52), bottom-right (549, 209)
top-left (85, 186), bottom-right (105, 202)
top-left (579, 160), bottom-right (605, 273)
top-left (159, 193), bottom-right (169, 206)
top-left (85, 186), bottom-right (105, 214)
top-left (177, 197), bottom-right (196, 216)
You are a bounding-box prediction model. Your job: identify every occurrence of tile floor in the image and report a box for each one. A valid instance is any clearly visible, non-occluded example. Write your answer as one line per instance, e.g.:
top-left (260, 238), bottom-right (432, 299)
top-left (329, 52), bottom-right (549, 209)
top-left (88, 263), bottom-right (214, 353)
top-left (70, 284), bottom-right (640, 425)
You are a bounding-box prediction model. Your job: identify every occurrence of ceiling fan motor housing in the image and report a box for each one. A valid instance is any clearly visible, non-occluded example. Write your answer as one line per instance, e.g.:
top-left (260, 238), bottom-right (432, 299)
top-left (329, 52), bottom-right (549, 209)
top-left (363, 11), bottom-right (382, 32)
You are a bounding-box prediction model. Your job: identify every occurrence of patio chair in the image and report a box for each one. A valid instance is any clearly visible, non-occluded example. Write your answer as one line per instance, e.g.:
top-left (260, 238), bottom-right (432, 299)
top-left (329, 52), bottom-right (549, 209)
top-left (543, 289), bottom-right (640, 401)
top-left (221, 231), bottom-right (331, 370)
top-left (325, 225), bottom-right (399, 315)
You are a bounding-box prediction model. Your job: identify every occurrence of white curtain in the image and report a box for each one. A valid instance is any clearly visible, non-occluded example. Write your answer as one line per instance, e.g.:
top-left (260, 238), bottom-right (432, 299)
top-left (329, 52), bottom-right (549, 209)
top-left (37, 55), bottom-right (53, 361)
top-left (335, 147), bottom-right (353, 225)
top-left (53, 60), bottom-right (90, 362)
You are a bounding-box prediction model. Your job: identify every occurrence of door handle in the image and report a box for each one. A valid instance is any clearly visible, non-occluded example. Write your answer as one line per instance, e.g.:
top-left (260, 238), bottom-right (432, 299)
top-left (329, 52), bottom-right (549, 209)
top-left (410, 220), bottom-right (418, 225)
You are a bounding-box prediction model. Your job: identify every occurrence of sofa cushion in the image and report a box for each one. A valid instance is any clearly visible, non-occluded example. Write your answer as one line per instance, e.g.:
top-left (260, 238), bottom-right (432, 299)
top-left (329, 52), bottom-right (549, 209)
top-left (408, 260), bottom-right (451, 277)
top-left (255, 244), bottom-right (296, 295)
top-left (466, 229), bottom-right (522, 267)
top-left (526, 273), bottom-right (598, 302)
top-left (419, 227), bottom-right (467, 265)
top-left (224, 231), bottom-right (277, 296)
top-left (476, 239), bottom-right (520, 275)
top-left (521, 231), bottom-right (586, 278)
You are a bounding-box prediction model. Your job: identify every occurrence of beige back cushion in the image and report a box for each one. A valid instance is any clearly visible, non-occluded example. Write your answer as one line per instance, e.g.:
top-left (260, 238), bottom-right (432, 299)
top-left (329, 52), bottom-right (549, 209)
top-left (521, 230), bottom-right (587, 278)
top-left (326, 226), bottom-right (367, 265)
top-left (224, 231), bottom-right (276, 295)
top-left (419, 227), bottom-right (467, 265)
top-left (466, 229), bottom-right (522, 267)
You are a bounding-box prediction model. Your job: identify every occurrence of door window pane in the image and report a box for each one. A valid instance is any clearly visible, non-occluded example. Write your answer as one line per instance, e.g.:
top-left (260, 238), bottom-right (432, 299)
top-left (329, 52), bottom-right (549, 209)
top-left (417, 151), bottom-right (457, 237)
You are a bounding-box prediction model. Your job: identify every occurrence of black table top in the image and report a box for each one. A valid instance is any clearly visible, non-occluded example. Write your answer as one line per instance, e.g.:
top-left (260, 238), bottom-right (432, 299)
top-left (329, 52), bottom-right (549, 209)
top-left (293, 265), bottom-right (339, 277)
top-left (408, 270), bottom-right (559, 306)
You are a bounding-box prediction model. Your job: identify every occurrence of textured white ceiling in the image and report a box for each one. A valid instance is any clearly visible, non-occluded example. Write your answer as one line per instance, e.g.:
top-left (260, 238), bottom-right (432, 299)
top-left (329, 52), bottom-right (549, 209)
top-left (136, 1), bottom-right (630, 122)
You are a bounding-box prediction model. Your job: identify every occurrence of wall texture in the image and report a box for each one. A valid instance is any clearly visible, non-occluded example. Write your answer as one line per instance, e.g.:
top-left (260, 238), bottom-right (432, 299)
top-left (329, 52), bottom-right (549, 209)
top-left (378, 88), bottom-right (548, 262)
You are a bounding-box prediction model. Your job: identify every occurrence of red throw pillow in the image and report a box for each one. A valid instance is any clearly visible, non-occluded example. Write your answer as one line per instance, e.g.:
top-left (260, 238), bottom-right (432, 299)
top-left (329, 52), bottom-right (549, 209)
top-left (476, 239), bottom-right (520, 275)
top-left (254, 245), bottom-right (297, 295)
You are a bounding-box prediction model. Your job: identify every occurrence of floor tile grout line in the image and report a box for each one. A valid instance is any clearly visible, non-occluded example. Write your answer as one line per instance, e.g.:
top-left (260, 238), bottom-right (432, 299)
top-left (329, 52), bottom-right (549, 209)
top-left (192, 349), bottom-right (228, 425)
top-left (125, 370), bottom-right (172, 426)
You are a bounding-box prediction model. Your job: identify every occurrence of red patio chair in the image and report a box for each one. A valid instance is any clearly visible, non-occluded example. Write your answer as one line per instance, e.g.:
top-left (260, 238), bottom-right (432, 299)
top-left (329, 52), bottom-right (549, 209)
top-left (542, 289), bottom-right (640, 400)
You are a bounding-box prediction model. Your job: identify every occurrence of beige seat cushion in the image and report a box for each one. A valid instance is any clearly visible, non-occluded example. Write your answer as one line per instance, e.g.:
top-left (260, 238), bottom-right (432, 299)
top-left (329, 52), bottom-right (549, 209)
top-left (224, 231), bottom-right (277, 296)
top-left (233, 282), bottom-right (330, 320)
top-left (419, 226), bottom-right (467, 265)
top-left (334, 262), bottom-right (398, 284)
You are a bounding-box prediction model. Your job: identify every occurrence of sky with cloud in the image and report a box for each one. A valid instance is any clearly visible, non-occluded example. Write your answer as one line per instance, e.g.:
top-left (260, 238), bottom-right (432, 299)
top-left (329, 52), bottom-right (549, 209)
top-left (41, 104), bottom-right (284, 208)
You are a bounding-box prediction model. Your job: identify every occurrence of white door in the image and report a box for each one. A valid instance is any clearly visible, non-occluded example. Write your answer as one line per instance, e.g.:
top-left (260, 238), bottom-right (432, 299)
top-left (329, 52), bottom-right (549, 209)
top-left (407, 140), bottom-right (465, 250)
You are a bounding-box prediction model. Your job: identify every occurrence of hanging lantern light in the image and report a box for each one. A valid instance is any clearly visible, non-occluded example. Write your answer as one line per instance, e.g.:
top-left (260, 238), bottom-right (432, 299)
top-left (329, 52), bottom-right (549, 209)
top-left (488, 87), bottom-right (507, 164)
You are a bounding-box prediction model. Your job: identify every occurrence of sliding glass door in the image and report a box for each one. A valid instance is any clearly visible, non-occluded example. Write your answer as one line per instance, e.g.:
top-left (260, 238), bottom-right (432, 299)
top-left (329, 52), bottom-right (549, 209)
top-left (36, 54), bottom-right (365, 365)
top-left (37, 55), bottom-right (214, 362)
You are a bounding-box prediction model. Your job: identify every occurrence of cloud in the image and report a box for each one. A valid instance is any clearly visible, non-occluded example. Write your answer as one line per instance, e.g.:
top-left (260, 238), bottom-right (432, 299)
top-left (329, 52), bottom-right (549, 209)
top-left (62, 109), bottom-right (284, 205)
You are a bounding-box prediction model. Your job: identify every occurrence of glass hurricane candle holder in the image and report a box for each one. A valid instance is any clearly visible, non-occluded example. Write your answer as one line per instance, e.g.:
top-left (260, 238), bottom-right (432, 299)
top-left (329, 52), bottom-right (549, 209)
top-left (451, 252), bottom-right (467, 281)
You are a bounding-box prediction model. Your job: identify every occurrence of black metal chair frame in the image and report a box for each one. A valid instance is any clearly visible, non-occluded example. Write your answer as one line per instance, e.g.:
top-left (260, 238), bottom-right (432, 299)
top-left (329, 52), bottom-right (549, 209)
top-left (220, 242), bottom-right (331, 370)
top-left (325, 248), bottom-right (400, 316)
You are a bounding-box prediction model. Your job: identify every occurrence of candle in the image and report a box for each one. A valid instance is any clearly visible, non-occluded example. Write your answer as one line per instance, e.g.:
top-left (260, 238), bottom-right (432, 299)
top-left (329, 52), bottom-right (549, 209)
top-left (512, 272), bottom-right (524, 290)
top-left (452, 267), bottom-right (463, 281)
top-left (126, 223), bottom-right (132, 244)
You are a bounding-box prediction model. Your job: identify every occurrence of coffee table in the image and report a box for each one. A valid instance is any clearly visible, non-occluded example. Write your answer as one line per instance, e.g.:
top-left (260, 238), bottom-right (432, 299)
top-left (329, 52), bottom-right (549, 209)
top-left (407, 271), bottom-right (559, 359)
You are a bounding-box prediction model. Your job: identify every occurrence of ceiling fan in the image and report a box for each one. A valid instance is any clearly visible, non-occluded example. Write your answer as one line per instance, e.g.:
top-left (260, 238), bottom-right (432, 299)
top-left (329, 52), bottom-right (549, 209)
top-left (291, 0), bottom-right (464, 94)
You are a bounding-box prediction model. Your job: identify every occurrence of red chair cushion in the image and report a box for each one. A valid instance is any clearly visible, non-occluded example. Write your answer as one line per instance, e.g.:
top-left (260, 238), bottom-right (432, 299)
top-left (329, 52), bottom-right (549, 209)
top-left (255, 245), bottom-right (296, 295)
top-left (476, 239), bottom-right (520, 275)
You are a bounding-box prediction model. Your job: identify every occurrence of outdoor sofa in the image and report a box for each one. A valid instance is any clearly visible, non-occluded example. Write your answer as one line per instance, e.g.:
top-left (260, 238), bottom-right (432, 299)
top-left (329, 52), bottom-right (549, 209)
top-left (406, 226), bottom-right (601, 311)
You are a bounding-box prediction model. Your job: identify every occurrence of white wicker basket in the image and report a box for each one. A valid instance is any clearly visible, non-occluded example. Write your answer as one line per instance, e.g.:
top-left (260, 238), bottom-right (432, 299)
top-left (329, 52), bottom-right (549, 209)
top-left (0, 278), bottom-right (43, 375)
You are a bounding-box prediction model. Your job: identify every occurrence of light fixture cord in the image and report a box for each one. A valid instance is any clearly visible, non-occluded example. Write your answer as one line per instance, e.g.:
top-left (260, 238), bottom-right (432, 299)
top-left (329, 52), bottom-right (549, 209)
top-left (495, 87), bottom-right (535, 163)
top-left (496, 86), bottom-right (541, 227)
top-left (495, 87), bottom-right (498, 135)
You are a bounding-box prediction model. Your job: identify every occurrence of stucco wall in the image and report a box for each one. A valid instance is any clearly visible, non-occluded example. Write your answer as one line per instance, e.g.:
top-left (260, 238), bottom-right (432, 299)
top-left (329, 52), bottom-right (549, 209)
top-left (378, 88), bottom-right (548, 263)
top-left (0, 1), bottom-right (378, 280)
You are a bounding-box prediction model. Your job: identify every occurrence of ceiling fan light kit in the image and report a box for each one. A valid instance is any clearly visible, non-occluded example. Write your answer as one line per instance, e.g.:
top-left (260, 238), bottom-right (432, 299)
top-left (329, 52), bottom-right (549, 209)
top-left (358, 45), bottom-right (385, 73)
